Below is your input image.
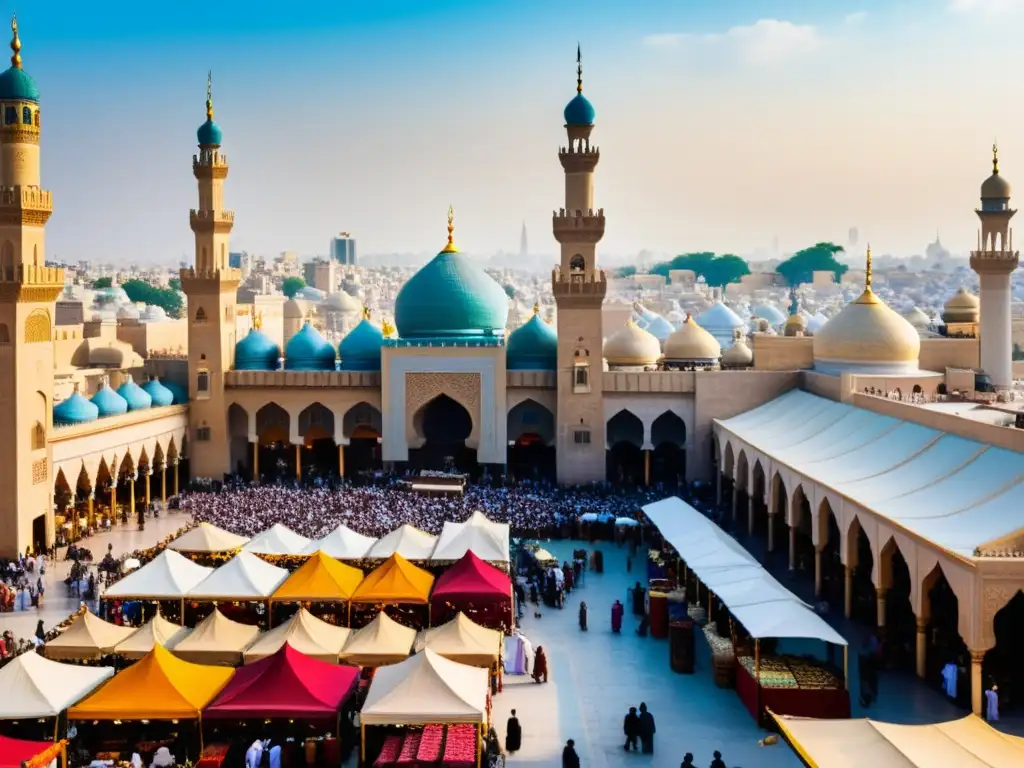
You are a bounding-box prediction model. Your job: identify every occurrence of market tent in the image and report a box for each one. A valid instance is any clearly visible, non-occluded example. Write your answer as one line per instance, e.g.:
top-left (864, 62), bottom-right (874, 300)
top-left (0, 735), bottom-right (66, 768)
top-left (431, 552), bottom-right (511, 602)
top-left (243, 608), bottom-right (350, 664)
top-left (204, 644), bottom-right (359, 719)
top-left (114, 612), bottom-right (193, 660)
top-left (413, 613), bottom-right (502, 668)
top-left (242, 523), bottom-right (311, 556)
top-left (43, 609), bottom-right (137, 661)
top-left (168, 522), bottom-right (249, 553)
top-left (338, 611), bottom-right (416, 667)
top-left (361, 648), bottom-right (488, 725)
top-left (772, 712), bottom-right (1024, 767)
top-left (187, 551), bottom-right (290, 600)
top-left (367, 524), bottom-right (438, 560)
top-left (104, 549), bottom-right (213, 599)
top-left (430, 511), bottom-right (510, 563)
top-left (300, 524), bottom-right (377, 559)
top-left (172, 608), bottom-right (262, 666)
top-left (350, 554), bottom-right (435, 605)
top-left (68, 645), bottom-right (234, 721)
top-left (272, 550), bottom-right (364, 602)
top-left (0, 650), bottom-right (114, 719)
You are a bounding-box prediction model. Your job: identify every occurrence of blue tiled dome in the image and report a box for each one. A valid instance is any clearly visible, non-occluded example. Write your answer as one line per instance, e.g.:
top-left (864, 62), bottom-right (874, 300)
top-left (142, 377), bottom-right (175, 407)
top-left (564, 93), bottom-right (595, 126)
top-left (235, 328), bottom-right (281, 371)
top-left (0, 66), bottom-right (39, 103)
top-left (197, 118), bottom-right (222, 147)
top-left (116, 376), bottom-right (152, 411)
top-left (91, 383), bottom-right (128, 417)
top-left (163, 380), bottom-right (189, 405)
top-left (507, 313), bottom-right (558, 370)
top-left (339, 318), bottom-right (384, 371)
top-left (284, 322), bottom-right (337, 370)
top-left (53, 390), bottom-right (99, 426)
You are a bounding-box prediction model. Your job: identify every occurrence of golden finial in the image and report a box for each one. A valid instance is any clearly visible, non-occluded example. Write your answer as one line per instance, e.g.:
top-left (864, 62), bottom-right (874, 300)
top-left (362, 304), bottom-right (371, 320)
top-left (992, 141), bottom-right (999, 175)
top-left (576, 44), bottom-right (583, 94)
top-left (10, 15), bottom-right (21, 69)
top-left (532, 302), bottom-right (540, 315)
top-left (253, 311), bottom-right (263, 330)
top-left (381, 317), bottom-right (395, 337)
top-left (440, 205), bottom-right (458, 253)
top-left (865, 243), bottom-right (873, 290)
top-left (206, 71), bottom-right (214, 121)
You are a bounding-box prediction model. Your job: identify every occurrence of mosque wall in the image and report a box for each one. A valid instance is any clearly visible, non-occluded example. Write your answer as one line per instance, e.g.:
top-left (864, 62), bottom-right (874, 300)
top-left (751, 335), bottom-right (814, 371)
top-left (116, 319), bottom-right (188, 358)
top-left (799, 371), bottom-right (845, 402)
top-left (917, 337), bottom-right (979, 373)
top-left (223, 386), bottom-right (381, 444)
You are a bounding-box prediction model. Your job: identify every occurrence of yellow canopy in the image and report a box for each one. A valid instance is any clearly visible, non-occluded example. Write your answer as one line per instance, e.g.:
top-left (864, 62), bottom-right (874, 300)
top-left (350, 554), bottom-right (435, 605)
top-left (113, 612), bottom-right (192, 661)
top-left (413, 612), bottom-right (501, 668)
top-left (43, 609), bottom-right (137, 661)
top-left (68, 645), bottom-right (234, 721)
top-left (172, 608), bottom-right (262, 666)
top-left (243, 608), bottom-right (350, 664)
top-left (338, 611), bottom-right (416, 667)
top-left (272, 551), bottom-right (364, 602)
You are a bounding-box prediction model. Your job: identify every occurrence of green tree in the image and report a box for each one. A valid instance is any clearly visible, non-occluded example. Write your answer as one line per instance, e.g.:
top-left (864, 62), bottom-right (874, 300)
top-left (120, 279), bottom-right (185, 318)
top-left (282, 276), bottom-right (306, 299)
top-left (168, 277), bottom-right (181, 292)
top-left (776, 242), bottom-right (847, 286)
top-left (503, 284), bottom-right (516, 299)
top-left (92, 276), bottom-right (112, 289)
top-left (1013, 343), bottom-right (1024, 361)
top-left (612, 265), bottom-right (637, 278)
top-left (648, 252), bottom-right (750, 287)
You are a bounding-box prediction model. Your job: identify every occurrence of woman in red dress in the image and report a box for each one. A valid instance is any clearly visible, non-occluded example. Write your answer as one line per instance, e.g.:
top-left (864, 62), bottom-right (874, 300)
top-left (611, 600), bottom-right (624, 633)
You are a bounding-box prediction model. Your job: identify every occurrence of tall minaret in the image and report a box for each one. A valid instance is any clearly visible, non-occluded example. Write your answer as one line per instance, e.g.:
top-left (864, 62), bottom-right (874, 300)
top-left (181, 73), bottom-right (240, 480)
top-left (519, 221), bottom-right (528, 260)
top-left (970, 143), bottom-right (1019, 389)
top-left (0, 17), bottom-right (63, 556)
top-left (553, 46), bottom-right (607, 485)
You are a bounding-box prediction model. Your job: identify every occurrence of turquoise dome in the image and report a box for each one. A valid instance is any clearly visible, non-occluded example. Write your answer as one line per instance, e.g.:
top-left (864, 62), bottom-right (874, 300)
top-left (0, 66), bottom-right (39, 103)
top-left (395, 250), bottom-right (509, 339)
top-left (117, 376), bottom-right (153, 411)
top-left (285, 322), bottom-right (337, 370)
top-left (142, 377), bottom-right (175, 407)
top-left (53, 391), bottom-right (99, 426)
top-left (235, 328), bottom-right (281, 371)
top-left (163, 380), bottom-right (189, 405)
top-left (339, 318), bottom-right (384, 371)
top-left (197, 118), bottom-right (222, 147)
top-left (563, 93), bottom-right (595, 126)
top-left (507, 313), bottom-right (558, 370)
top-left (91, 384), bottom-right (128, 417)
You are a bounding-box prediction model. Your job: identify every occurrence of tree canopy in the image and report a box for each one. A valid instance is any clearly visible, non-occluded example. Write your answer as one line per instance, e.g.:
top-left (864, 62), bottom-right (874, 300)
top-left (648, 252), bottom-right (750, 287)
top-left (776, 242), bottom-right (848, 286)
top-left (612, 265), bottom-right (638, 278)
top-left (282, 276), bottom-right (306, 299)
top-left (503, 284), bottom-right (516, 299)
top-left (168, 277), bottom-right (181, 292)
top-left (91, 277), bottom-right (112, 289)
top-left (120, 279), bottom-right (184, 318)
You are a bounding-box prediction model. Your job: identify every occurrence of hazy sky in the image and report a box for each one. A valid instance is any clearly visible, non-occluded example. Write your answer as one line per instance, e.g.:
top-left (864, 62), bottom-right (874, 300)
top-left (17, 0), bottom-right (1024, 264)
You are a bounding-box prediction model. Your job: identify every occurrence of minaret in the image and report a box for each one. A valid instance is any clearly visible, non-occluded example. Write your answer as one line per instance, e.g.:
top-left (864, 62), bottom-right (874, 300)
top-left (970, 143), bottom-right (1019, 389)
top-left (519, 221), bottom-right (528, 259)
top-left (0, 17), bottom-right (63, 556)
top-left (553, 46), bottom-right (606, 485)
top-left (181, 73), bottom-right (240, 480)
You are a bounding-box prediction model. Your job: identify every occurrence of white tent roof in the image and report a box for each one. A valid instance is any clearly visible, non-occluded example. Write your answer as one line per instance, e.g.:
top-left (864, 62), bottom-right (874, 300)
top-left (300, 524), bottom-right (377, 559)
top-left (168, 522), bottom-right (249, 553)
top-left (187, 551), bottom-right (290, 600)
top-left (431, 512), bottom-right (510, 563)
top-left (242, 523), bottom-right (311, 556)
top-left (360, 648), bottom-right (489, 725)
top-left (104, 549), bottom-right (213, 599)
top-left (0, 650), bottom-right (114, 718)
top-left (113, 612), bottom-right (193, 659)
top-left (367, 524), bottom-right (438, 560)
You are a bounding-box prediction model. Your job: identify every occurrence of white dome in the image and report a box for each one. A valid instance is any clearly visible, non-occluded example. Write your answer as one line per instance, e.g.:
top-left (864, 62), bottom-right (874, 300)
top-left (664, 315), bottom-right (721, 362)
top-left (324, 291), bottom-right (361, 313)
top-left (604, 321), bottom-right (662, 367)
top-left (752, 304), bottom-right (786, 326)
top-left (697, 302), bottom-right (745, 329)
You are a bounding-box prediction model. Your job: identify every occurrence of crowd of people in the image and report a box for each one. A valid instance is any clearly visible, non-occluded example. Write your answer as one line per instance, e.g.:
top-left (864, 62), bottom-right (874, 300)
top-left (0, 551), bottom-right (48, 612)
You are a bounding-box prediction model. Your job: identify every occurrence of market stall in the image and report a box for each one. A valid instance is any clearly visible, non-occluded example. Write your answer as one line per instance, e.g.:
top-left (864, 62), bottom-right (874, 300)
top-left (300, 524), bottom-right (377, 560)
top-left (0, 652), bottom-right (113, 720)
top-left (171, 608), bottom-right (262, 666)
top-left (0, 735), bottom-right (66, 768)
top-left (167, 523), bottom-right (249, 556)
top-left (186, 552), bottom-right (290, 625)
top-left (43, 608), bottom-right (137, 661)
top-left (349, 554), bottom-right (435, 629)
top-left (103, 550), bottom-right (214, 622)
top-left (113, 611), bottom-right (193, 660)
top-left (430, 512), bottom-right (510, 565)
top-left (414, 613), bottom-right (502, 669)
top-left (367, 524), bottom-right (438, 561)
top-left (241, 523), bottom-right (311, 557)
top-left (338, 611), bottom-right (416, 667)
top-left (430, 552), bottom-right (512, 631)
top-left (242, 607), bottom-right (350, 664)
top-left (270, 550), bottom-right (364, 625)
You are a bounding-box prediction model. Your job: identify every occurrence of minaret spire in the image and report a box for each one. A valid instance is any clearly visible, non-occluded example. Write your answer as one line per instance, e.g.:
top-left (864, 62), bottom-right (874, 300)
top-left (992, 141), bottom-right (999, 176)
top-left (576, 44), bottom-right (583, 93)
top-left (865, 243), bottom-right (873, 290)
top-left (440, 205), bottom-right (458, 253)
top-left (206, 70), bottom-right (214, 121)
top-left (9, 15), bottom-right (21, 69)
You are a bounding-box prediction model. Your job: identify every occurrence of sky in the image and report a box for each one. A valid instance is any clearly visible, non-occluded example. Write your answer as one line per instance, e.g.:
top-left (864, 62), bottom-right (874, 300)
top-left (14, 0), bottom-right (1024, 265)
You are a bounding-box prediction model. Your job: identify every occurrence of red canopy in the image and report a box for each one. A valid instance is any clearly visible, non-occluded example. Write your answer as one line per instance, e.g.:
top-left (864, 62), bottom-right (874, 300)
top-left (0, 735), bottom-right (61, 768)
top-left (203, 643), bottom-right (359, 719)
top-left (432, 552), bottom-right (512, 600)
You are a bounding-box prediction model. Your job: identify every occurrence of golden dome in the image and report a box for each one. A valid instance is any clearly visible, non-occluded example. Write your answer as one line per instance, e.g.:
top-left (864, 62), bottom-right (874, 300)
top-left (813, 288), bottom-right (920, 365)
top-left (942, 288), bottom-right (980, 324)
top-left (604, 320), bottom-right (662, 366)
top-left (664, 315), bottom-right (721, 361)
top-left (784, 313), bottom-right (806, 337)
top-left (722, 336), bottom-right (753, 367)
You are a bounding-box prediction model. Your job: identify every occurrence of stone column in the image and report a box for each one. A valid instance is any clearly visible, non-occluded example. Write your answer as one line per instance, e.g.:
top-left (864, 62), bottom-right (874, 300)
top-left (338, 444), bottom-right (345, 479)
top-left (731, 487), bottom-right (738, 521)
top-left (128, 472), bottom-right (136, 520)
top-left (144, 470), bottom-right (151, 508)
top-left (915, 619), bottom-right (928, 679)
top-left (767, 513), bottom-right (775, 552)
top-left (252, 442), bottom-right (259, 481)
top-left (172, 460), bottom-right (179, 496)
top-left (87, 493), bottom-right (94, 530)
top-left (716, 470), bottom-right (722, 506)
top-left (844, 566), bottom-right (853, 619)
top-left (970, 649), bottom-right (986, 716)
top-left (644, 450), bottom-right (651, 487)
top-left (111, 481), bottom-right (117, 525)
top-left (295, 444), bottom-right (302, 481)
top-left (161, 466), bottom-right (167, 504)
top-left (747, 496), bottom-right (754, 537)
top-left (876, 588), bottom-right (887, 629)
top-left (788, 526), bottom-right (796, 571)
top-left (814, 548), bottom-right (823, 597)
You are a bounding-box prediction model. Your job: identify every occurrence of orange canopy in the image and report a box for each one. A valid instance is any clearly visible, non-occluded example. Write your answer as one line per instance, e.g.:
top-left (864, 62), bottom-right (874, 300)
top-left (350, 554), bottom-right (434, 605)
top-left (68, 645), bottom-right (234, 721)
top-left (272, 551), bottom-right (364, 602)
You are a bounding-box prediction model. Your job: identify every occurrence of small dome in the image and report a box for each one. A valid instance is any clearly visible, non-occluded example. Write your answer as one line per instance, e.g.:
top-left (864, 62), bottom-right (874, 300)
top-left (141, 377), bottom-right (175, 407)
top-left (805, 313), bottom-right (827, 333)
top-left (91, 383), bottom-right (128, 418)
top-left (604, 321), bottom-right (661, 367)
top-left (234, 328), bottom-right (281, 371)
top-left (284, 322), bottom-right (336, 371)
top-left (506, 313), bottom-right (558, 370)
top-left (324, 291), bottom-right (361, 313)
top-left (645, 315), bottom-right (675, 343)
top-left (664, 315), bottom-right (722, 362)
top-left (564, 93), bottom-right (595, 126)
top-left (942, 288), bottom-right (980, 324)
top-left (721, 336), bottom-right (754, 368)
top-left (338, 317), bottom-right (384, 371)
top-left (696, 302), bottom-right (745, 330)
top-left (813, 287), bottom-right (920, 372)
top-left (903, 306), bottom-right (932, 330)
top-left (116, 375), bottom-right (153, 411)
top-left (981, 173), bottom-right (1010, 199)
top-left (784, 313), bottom-right (806, 337)
top-left (54, 390), bottom-right (99, 426)
top-left (163, 380), bottom-right (189, 405)
top-left (0, 66), bottom-right (39, 103)
top-left (752, 305), bottom-right (787, 326)
top-left (197, 119), bottom-right (223, 147)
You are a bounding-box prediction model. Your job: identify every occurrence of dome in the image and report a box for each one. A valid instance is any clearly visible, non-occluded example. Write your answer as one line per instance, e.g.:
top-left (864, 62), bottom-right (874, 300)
top-left (903, 306), bottom-right (932, 330)
top-left (284, 322), bottom-right (336, 371)
top-left (53, 389), bottom-right (99, 426)
top-left (197, 119), bottom-right (223, 147)
top-left (942, 288), bottom-right (980, 324)
top-left (604, 320), bottom-right (661, 367)
top-left (141, 377), bottom-right (175, 408)
top-left (338, 317), bottom-right (384, 371)
top-left (981, 172), bottom-right (1010, 200)
top-left (697, 302), bottom-right (745, 330)
top-left (294, 286), bottom-right (325, 301)
top-left (163, 380), bottom-right (189, 405)
top-left (116, 375), bottom-right (153, 411)
top-left (139, 305), bottom-right (168, 323)
top-left (753, 304), bottom-right (787, 326)
top-left (784, 313), bottom-right (806, 337)
top-left (564, 93), bottom-right (595, 126)
top-left (805, 313), bottom-right (827, 334)
top-left (721, 336), bottom-right (754, 368)
top-left (664, 315), bottom-right (722, 362)
top-left (0, 21), bottom-right (39, 103)
top-left (506, 312), bottom-right (558, 370)
top-left (91, 383), bottom-right (128, 417)
top-left (645, 315), bottom-right (675, 343)
top-left (324, 291), bottom-right (361, 313)
top-left (234, 328), bottom-right (281, 371)
top-left (813, 286), bottom-right (920, 374)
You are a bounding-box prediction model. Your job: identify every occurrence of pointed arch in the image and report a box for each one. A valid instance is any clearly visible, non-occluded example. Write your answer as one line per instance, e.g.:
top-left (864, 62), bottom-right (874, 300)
top-left (606, 409), bottom-right (644, 448)
top-left (343, 401), bottom-right (383, 440)
top-left (298, 402), bottom-right (335, 443)
top-left (507, 398), bottom-right (555, 446)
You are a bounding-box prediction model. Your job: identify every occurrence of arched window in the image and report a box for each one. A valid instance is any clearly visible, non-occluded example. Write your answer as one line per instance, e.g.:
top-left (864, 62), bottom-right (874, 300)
top-left (570, 254), bottom-right (585, 271)
top-left (33, 110), bottom-right (38, 127)
top-left (4, 107), bottom-right (16, 125)
top-left (0, 323), bottom-right (9, 344)
top-left (31, 421), bottom-right (45, 450)
top-left (194, 307), bottom-right (207, 324)
top-left (21, 106), bottom-right (31, 125)
top-left (197, 369), bottom-right (210, 394)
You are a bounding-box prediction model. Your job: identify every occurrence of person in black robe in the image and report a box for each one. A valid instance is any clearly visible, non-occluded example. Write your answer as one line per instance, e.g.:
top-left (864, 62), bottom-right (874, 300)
top-left (632, 581), bottom-right (646, 616)
top-left (578, 602), bottom-right (588, 631)
top-left (562, 739), bottom-right (580, 768)
top-left (709, 749), bottom-right (727, 768)
top-left (623, 706), bottom-right (639, 751)
top-left (638, 702), bottom-right (656, 754)
top-left (505, 709), bottom-right (522, 754)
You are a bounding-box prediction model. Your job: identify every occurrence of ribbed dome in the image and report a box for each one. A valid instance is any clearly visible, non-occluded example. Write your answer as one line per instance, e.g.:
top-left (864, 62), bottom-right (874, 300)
top-left (506, 313), bottom-right (557, 370)
top-left (813, 287), bottom-right (920, 371)
top-left (664, 315), bottom-right (722, 362)
top-left (722, 337), bottom-right (754, 367)
top-left (142, 377), bottom-right (175, 407)
top-left (91, 383), bottom-right (128, 417)
top-left (338, 318), bottom-right (384, 371)
top-left (284, 322), bottom-right (336, 371)
top-left (163, 381), bottom-right (189, 405)
top-left (117, 375), bottom-right (153, 411)
top-left (54, 390), bottom-right (99, 426)
top-left (564, 93), bottom-right (595, 126)
top-left (604, 321), bottom-right (661, 367)
top-left (234, 328), bottom-right (281, 371)
top-left (942, 288), bottom-right (980, 324)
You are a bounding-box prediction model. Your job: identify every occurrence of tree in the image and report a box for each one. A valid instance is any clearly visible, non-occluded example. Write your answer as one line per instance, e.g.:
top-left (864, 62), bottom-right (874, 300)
top-left (92, 277), bottom-right (112, 289)
top-left (1014, 343), bottom-right (1024, 361)
top-left (775, 242), bottom-right (847, 286)
top-left (282, 276), bottom-right (306, 299)
top-left (168, 277), bottom-right (181, 292)
top-left (120, 279), bottom-right (184, 318)
top-left (648, 252), bottom-right (750, 287)
top-left (503, 284), bottom-right (516, 299)
top-left (612, 265), bottom-right (638, 278)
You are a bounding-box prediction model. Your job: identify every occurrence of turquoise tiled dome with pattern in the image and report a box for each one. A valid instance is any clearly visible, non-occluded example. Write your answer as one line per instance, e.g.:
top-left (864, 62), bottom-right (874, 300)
top-left (117, 376), bottom-right (153, 411)
top-left (235, 328), bottom-right (281, 371)
top-left (507, 313), bottom-right (558, 370)
top-left (142, 377), bottom-right (175, 408)
top-left (91, 383), bottom-right (128, 417)
top-left (339, 318), bottom-right (384, 371)
top-left (163, 380), bottom-right (189, 405)
top-left (285, 322), bottom-right (337, 370)
top-left (54, 390), bottom-right (99, 426)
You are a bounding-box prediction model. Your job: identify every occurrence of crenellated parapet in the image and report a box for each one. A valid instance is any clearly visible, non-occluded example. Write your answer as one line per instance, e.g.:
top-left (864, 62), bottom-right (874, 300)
top-left (193, 149), bottom-right (229, 180)
top-left (558, 145), bottom-right (599, 173)
top-left (0, 184), bottom-right (50, 226)
top-left (970, 248), bottom-right (1019, 274)
top-left (179, 265), bottom-right (241, 292)
top-left (189, 208), bottom-right (234, 234)
top-left (552, 207), bottom-right (605, 243)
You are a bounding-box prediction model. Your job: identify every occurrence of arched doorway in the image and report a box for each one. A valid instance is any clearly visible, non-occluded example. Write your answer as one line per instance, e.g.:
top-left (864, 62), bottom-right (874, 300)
top-left (749, 460), bottom-right (767, 538)
top-left (228, 404), bottom-right (249, 478)
top-left (343, 402), bottom-right (383, 478)
top-left (922, 564), bottom-right (965, 705)
top-left (606, 409), bottom-right (644, 486)
top-left (879, 538), bottom-right (916, 672)
top-left (790, 486), bottom-right (814, 572)
top-left (650, 411), bottom-right (686, 488)
top-left (299, 403), bottom-right (336, 481)
top-left (256, 403), bottom-right (293, 481)
top-left (410, 395), bottom-right (475, 472)
top-left (849, 517), bottom-right (876, 624)
top-left (769, 473), bottom-right (788, 557)
top-left (507, 399), bottom-right (555, 481)
top-left (988, 591), bottom-right (1024, 714)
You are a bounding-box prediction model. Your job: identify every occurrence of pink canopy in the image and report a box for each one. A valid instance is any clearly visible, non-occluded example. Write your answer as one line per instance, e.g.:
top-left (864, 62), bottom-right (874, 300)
top-left (203, 643), bottom-right (358, 719)
top-left (0, 735), bottom-right (61, 768)
top-left (432, 552), bottom-right (511, 600)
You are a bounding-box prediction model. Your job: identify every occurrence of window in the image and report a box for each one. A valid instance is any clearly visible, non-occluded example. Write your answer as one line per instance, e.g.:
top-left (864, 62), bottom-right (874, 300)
top-left (570, 254), bottom-right (585, 271)
top-left (197, 369), bottom-right (210, 394)
top-left (4, 107), bottom-right (15, 125)
top-left (573, 429), bottom-right (591, 445)
top-left (196, 426), bottom-right (212, 441)
top-left (573, 362), bottom-right (590, 393)
top-left (21, 106), bottom-right (30, 124)
top-left (31, 422), bottom-right (45, 450)
top-left (194, 307), bottom-right (207, 324)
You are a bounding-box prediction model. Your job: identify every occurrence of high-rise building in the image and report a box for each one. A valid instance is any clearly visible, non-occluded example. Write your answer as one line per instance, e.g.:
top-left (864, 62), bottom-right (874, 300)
top-left (519, 221), bottom-right (528, 259)
top-left (331, 233), bottom-right (357, 265)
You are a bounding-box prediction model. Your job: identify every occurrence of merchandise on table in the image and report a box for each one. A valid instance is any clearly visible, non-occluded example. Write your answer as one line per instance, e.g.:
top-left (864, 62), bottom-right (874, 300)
top-left (416, 724), bottom-right (444, 762)
top-left (397, 731), bottom-right (421, 764)
top-left (737, 655), bottom-right (843, 690)
top-left (373, 734), bottom-right (401, 766)
top-left (442, 723), bottom-right (478, 764)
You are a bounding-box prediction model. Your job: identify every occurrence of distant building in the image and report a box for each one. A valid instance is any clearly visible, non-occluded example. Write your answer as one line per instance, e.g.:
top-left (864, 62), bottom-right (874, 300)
top-left (519, 221), bottom-right (528, 259)
top-left (331, 233), bottom-right (357, 265)
top-left (303, 258), bottom-right (338, 293)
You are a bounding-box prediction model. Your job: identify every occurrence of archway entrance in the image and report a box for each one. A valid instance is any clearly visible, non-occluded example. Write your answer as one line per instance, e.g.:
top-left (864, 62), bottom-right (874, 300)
top-left (988, 591), bottom-right (1024, 714)
top-left (923, 565), bottom-right (965, 706)
top-left (228, 404), bottom-right (250, 479)
top-left (343, 402), bottom-right (383, 479)
top-left (650, 411), bottom-right (686, 488)
top-left (299, 403), bottom-right (336, 481)
top-left (606, 409), bottom-right (643, 486)
top-left (507, 399), bottom-right (555, 481)
top-left (256, 403), bottom-right (293, 482)
top-left (410, 395), bottom-right (476, 472)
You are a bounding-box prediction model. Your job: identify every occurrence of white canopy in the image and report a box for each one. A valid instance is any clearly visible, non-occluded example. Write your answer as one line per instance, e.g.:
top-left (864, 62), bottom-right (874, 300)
top-left (113, 612), bottom-right (193, 660)
top-left (431, 512), bottom-right (509, 563)
top-left (187, 551), bottom-right (290, 600)
top-left (300, 524), bottom-right (377, 559)
top-left (367, 524), bottom-right (438, 560)
top-left (104, 549), bottom-right (213, 599)
top-left (360, 648), bottom-right (488, 725)
top-left (643, 497), bottom-right (847, 646)
top-left (242, 523), bottom-right (311, 556)
top-left (0, 650), bottom-right (114, 718)
top-left (168, 522), bottom-right (249, 553)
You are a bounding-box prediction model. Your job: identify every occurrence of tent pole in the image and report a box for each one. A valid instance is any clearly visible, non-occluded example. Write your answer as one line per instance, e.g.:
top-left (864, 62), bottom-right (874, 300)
top-left (360, 723), bottom-right (365, 763)
top-left (267, 599), bottom-right (273, 629)
top-left (54, 713), bottom-right (59, 741)
top-left (180, 598), bottom-right (185, 626)
top-left (477, 723), bottom-right (482, 768)
top-left (843, 645), bottom-right (848, 690)
top-left (198, 712), bottom-right (204, 752)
